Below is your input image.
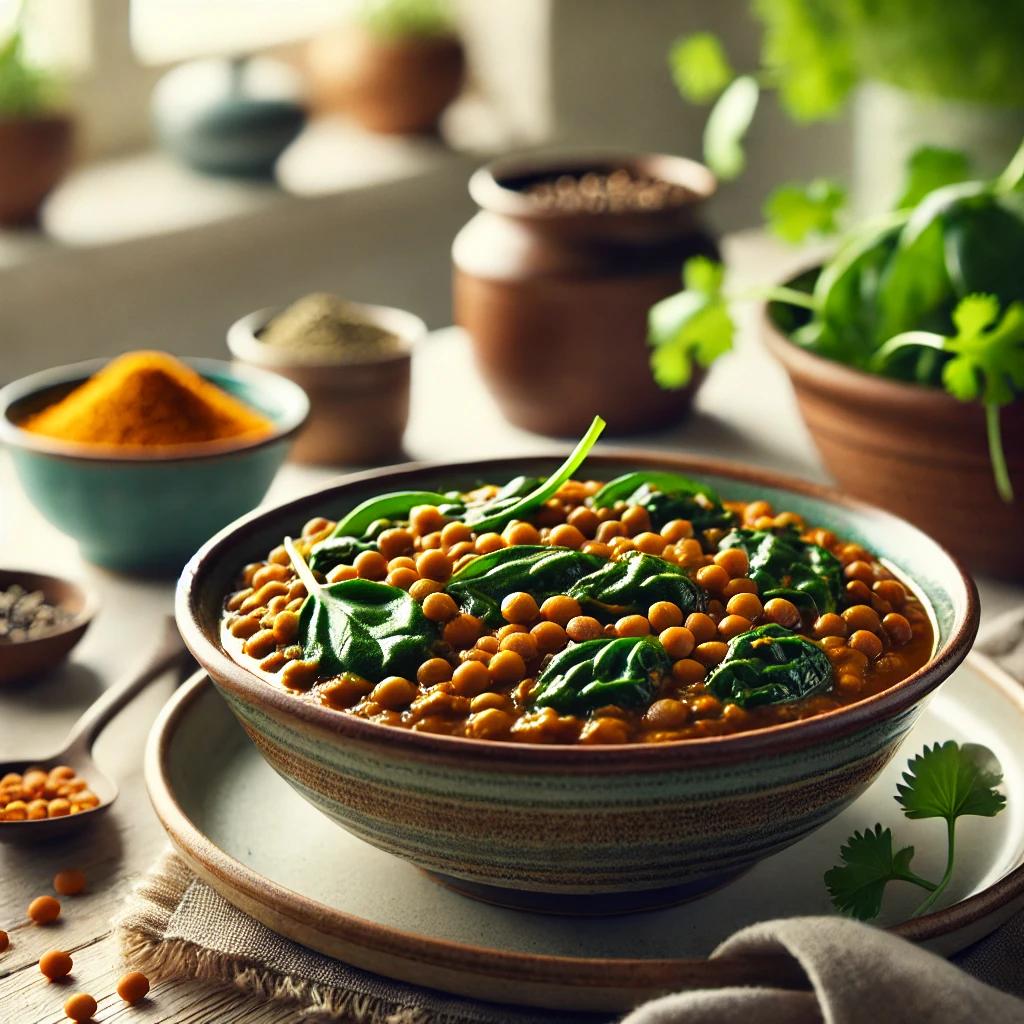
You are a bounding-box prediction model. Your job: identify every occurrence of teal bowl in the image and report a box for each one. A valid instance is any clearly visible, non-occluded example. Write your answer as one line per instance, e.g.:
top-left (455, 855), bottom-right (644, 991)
top-left (0, 358), bottom-right (308, 575)
top-left (177, 453), bottom-right (979, 913)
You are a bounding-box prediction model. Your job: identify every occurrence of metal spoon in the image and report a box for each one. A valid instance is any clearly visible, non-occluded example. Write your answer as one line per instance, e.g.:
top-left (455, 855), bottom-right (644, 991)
top-left (0, 617), bottom-right (190, 842)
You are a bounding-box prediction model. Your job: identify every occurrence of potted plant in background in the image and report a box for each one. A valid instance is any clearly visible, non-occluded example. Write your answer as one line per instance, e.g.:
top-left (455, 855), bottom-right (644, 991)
top-left (648, 144), bottom-right (1024, 579)
top-left (670, 1), bottom-right (1024, 210)
top-left (0, 15), bottom-right (72, 226)
top-left (306, 0), bottom-right (465, 134)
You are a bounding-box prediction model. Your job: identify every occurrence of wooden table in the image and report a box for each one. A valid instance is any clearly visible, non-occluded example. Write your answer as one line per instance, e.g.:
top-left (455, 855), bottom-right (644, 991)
top-left (2, 269), bottom-right (1020, 1022)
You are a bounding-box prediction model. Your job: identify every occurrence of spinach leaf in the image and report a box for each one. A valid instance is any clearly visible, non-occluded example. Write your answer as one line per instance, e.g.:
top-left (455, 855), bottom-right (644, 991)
top-left (592, 471), bottom-right (735, 533)
top-left (568, 551), bottom-right (707, 620)
top-left (308, 533), bottom-right (383, 573)
top-left (718, 527), bottom-right (842, 616)
top-left (530, 636), bottom-right (670, 715)
top-left (446, 545), bottom-right (604, 625)
top-left (331, 490), bottom-right (459, 541)
top-left (706, 623), bottom-right (833, 708)
top-left (463, 415), bottom-right (607, 534)
top-left (323, 416), bottom-right (607, 547)
top-left (285, 538), bottom-right (435, 680)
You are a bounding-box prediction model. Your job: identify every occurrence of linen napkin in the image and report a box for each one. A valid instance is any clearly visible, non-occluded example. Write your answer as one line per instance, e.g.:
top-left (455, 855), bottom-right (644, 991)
top-left (118, 609), bottom-right (1024, 1024)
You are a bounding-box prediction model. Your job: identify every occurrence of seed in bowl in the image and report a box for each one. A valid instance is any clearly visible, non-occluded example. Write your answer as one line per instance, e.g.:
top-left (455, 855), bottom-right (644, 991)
top-left (0, 584), bottom-right (74, 642)
top-left (222, 420), bottom-right (934, 745)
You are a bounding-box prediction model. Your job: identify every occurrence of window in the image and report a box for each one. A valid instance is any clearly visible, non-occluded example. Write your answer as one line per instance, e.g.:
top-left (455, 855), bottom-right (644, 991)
top-left (130, 0), bottom-right (353, 65)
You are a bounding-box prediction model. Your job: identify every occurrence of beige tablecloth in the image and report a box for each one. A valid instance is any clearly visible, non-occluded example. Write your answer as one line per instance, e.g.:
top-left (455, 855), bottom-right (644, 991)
top-left (118, 609), bottom-right (1024, 1023)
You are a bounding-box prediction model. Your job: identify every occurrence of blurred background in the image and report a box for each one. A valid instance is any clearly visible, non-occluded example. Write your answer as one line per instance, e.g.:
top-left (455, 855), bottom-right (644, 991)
top-left (0, 0), bottom-right (1019, 385)
top-left (2, 0), bottom-right (982, 383)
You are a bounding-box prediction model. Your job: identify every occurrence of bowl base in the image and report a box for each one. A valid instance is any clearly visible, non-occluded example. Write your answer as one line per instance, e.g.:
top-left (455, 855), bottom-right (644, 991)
top-left (424, 867), bottom-right (749, 916)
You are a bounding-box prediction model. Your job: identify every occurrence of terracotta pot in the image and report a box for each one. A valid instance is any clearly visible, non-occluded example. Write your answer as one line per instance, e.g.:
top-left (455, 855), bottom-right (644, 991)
top-left (306, 27), bottom-right (464, 134)
top-left (0, 114), bottom-right (74, 226)
top-left (452, 152), bottom-right (718, 437)
top-left (227, 303), bottom-right (423, 466)
top-left (762, 293), bottom-right (1024, 580)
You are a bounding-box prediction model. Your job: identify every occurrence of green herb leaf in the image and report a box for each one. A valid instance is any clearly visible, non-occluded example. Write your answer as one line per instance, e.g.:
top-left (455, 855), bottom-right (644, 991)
top-left (568, 551), bottom-right (706, 622)
top-left (764, 179), bottom-right (845, 243)
top-left (0, 25), bottom-right (57, 116)
top-left (330, 490), bottom-right (454, 541)
top-left (668, 32), bottom-right (734, 103)
top-left (703, 74), bottom-right (759, 180)
top-left (446, 545), bottom-right (604, 625)
top-left (328, 418), bottom-right (607, 544)
top-left (592, 471), bottom-right (719, 509)
top-left (592, 471), bottom-right (734, 533)
top-left (897, 741), bottom-right (1006, 822)
top-left (467, 416), bottom-right (607, 534)
top-left (530, 636), bottom-right (670, 716)
top-left (718, 527), bottom-right (842, 616)
top-left (705, 623), bottom-right (833, 708)
top-left (824, 825), bottom-right (922, 921)
top-left (648, 257), bottom-right (735, 389)
top-left (308, 535), bottom-right (381, 573)
top-left (285, 537), bottom-right (435, 681)
top-left (873, 293), bottom-right (1024, 500)
top-left (897, 146), bottom-right (972, 209)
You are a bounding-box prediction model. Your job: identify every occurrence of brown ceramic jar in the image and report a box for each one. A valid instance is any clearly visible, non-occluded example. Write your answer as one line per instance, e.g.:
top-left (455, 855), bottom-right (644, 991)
top-left (452, 153), bottom-right (718, 437)
top-left (306, 28), bottom-right (464, 134)
top-left (763, 296), bottom-right (1024, 580)
top-left (0, 115), bottom-right (74, 226)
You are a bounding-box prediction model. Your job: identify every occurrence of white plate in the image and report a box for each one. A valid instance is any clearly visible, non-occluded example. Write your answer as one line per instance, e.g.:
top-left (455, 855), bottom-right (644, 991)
top-left (146, 654), bottom-right (1024, 1013)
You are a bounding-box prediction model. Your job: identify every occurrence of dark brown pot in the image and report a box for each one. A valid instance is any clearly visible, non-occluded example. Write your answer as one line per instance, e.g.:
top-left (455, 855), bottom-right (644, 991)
top-left (0, 114), bottom-right (74, 226)
top-left (452, 152), bottom-right (718, 437)
top-left (762, 299), bottom-right (1024, 580)
top-left (306, 28), bottom-right (464, 134)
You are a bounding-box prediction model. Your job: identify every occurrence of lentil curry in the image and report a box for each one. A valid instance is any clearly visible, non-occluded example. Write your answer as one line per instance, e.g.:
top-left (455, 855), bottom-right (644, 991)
top-left (223, 425), bottom-right (933, 745)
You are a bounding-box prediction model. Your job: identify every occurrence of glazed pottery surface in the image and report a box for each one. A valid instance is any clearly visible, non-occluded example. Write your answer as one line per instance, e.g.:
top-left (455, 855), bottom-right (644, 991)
top-left (0, 114), bottom-right (74, 225)
top-left (762, 291), bottom-right (1024, 579)
top-left (147, 657), bottom-right (1023, 1011)
top-left (176, 453), bottom-right (977, 907)
top-left (0, 358), bottom-right (308, 575)
top-left (307, 28), bottom-right (464, 133)
top-left (453, 152), bottom-right (718, 437)
top-left (0, 569), bottom-right (98, 684)
top-left (227, 303), bottom-right (422, 466)
top-left (152, 57), bottom-right (306, 177)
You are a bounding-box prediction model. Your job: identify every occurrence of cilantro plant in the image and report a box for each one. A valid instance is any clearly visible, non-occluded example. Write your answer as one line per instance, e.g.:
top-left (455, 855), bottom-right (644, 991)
top-left (0, 14), bottom-right (56, 117)
top-left (356, 0), bottom-right (454, 39)
top-left (825, 741), bottom-right (1006, 920)
top-left (668, 2), bottom-right (1024, 181)
top-left (648, 143), bottom-right (1024, 501)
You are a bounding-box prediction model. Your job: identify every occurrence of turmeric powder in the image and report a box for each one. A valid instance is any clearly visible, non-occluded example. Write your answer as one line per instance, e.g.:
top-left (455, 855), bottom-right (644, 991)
top-left (22, 351), bottom-right (274, 449)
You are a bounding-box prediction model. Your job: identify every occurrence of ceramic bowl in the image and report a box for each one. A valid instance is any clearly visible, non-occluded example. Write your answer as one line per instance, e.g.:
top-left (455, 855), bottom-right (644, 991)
top-left (176, 454), bottom-right (978, 911)
top-left (762, 273), bottom-right (1024, 580)
top-left (0, 569), bottom-right (98, 684)
top-left (0, 358), bottom-right (308, 575)
top-left (227, 303), bottom-right (423, 466)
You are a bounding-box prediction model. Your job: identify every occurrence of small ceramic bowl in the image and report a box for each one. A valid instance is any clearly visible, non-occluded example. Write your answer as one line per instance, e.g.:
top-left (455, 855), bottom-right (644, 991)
top-left (227, 303), bottom-right (424, 466)
top-left (176, 453), bottom-right (979, 912)
top-left (0, 569), bottom-right (98, 684)
top-left (0, 358), bottom-right (308, 575)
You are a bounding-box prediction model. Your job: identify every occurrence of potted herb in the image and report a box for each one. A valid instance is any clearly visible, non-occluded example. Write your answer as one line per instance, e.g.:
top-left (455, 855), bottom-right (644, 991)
top-left (0, 16), bottom-right (72, 226)
top-left (306, 0), bottom-right (465, 135)
top-left (648, 144), bottom-right (1024, 578)
top-left (670, 1), bottom-right (1024, 206)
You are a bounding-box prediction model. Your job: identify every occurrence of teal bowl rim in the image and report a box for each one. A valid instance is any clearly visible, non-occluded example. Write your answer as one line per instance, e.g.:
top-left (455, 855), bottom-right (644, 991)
top-left (0, 356), bottom-right (309, 464)
top-left (176, 450), bottom-right (980, 769)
